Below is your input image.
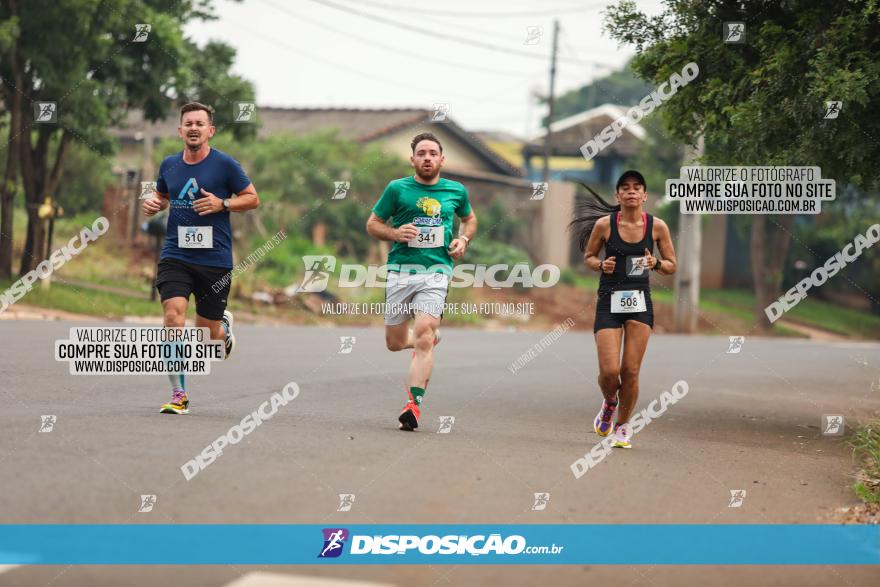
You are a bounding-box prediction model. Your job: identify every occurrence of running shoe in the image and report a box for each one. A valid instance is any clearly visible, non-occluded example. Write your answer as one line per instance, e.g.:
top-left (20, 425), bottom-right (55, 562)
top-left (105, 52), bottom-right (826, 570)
top-left (612, 423), bottom-right (632, 449)
top-left (593, 398), bottom-right (618, 437)
top-left (398, 387), bottom-right (421, 431)
top-left (221, 310), bottom-right (236, 359)
top-left (160, 390), bottom-right (189, 415)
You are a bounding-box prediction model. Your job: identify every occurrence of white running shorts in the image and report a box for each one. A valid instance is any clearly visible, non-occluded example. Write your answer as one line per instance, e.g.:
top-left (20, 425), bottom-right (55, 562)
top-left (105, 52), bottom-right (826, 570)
top-left (384, 272), bottom-right (449, 325)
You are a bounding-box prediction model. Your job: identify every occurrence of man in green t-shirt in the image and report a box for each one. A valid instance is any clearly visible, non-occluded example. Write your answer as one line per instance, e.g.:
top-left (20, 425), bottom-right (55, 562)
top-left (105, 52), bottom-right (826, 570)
top-left (366, 132), bottom-right (478, 431)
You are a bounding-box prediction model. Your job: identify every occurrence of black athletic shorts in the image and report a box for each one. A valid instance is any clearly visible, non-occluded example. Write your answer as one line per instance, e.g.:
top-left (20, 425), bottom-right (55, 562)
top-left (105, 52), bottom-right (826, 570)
top-left (593, 290), bottom-right (654, 333)
top-left (155, 258), bottom-right (231, 321)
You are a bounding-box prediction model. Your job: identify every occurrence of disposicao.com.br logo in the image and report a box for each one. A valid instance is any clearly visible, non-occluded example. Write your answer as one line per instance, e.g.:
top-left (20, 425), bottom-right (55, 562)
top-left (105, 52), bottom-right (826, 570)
top-left (292, 256), bottom-right (560, 292)
top-left (317, 528), bottom-right (563, 558)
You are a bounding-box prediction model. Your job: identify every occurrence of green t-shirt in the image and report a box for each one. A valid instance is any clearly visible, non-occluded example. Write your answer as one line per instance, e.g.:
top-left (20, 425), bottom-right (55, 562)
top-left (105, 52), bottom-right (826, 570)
top-left (372, 176), bottom-right (472, 274)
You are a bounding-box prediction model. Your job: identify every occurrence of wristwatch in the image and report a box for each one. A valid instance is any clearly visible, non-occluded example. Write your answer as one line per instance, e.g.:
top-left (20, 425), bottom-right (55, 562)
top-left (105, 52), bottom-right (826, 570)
top-left (223, 198), bottom-right (231, 210)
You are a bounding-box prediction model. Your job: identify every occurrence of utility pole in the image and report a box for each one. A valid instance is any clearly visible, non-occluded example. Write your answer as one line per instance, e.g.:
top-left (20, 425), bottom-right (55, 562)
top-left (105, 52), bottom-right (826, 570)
top-left (673, 135), bottom-right (704, 333)
top-left (541, 20), bottom-right (559, 184)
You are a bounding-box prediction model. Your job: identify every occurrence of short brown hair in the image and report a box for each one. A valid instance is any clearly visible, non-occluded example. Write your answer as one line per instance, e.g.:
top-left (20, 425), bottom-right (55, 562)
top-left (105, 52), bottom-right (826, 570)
top-left (411, 132), bottom-right (442, 153)
top-left (180, 101), bottom-right (214, 124)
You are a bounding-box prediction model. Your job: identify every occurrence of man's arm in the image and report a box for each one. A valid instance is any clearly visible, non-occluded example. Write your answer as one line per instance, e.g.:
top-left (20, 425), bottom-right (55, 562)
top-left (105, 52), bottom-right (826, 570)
top-left (193, 184), bottom-right (259, 216)
top-left (143, 192), bottom-right (169, 216)
top-left (226, 183), bottom-right (259, 212)
top-left (448, 212), bottom-right (476, 260)
top-left (366, 212), bottom-right (417, 243)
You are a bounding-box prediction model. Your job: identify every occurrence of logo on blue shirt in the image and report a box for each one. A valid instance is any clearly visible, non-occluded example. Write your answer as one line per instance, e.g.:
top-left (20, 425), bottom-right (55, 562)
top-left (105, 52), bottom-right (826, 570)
top-left (179, 178), bottom-right (199, 200)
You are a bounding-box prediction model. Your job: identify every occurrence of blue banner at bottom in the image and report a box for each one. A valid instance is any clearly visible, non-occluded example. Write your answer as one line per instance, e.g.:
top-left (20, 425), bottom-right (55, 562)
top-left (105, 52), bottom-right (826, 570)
top-left (1, 525), bottom-right (878, 565)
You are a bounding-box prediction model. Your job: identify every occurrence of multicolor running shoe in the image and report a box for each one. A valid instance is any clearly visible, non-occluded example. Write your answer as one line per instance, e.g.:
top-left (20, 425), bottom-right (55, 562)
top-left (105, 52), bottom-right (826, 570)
top-left (612, 423), bottom-right (632, 449)
top-left (593, 398), bottom-right (618, 437)
top-left (221, 310), bottom-right (235, 359)
top-left (160, 390), bottom-right (189, 415)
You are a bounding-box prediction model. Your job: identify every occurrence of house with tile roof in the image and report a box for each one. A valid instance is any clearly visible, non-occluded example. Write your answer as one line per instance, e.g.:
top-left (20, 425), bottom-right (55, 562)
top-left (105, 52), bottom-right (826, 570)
top-left (110, 106), bottom-right (574, 268)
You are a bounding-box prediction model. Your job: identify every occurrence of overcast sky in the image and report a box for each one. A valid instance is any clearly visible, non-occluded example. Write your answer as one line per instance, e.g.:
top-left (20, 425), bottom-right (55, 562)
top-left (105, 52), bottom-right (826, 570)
top-left (185, 0), bottom-right (664, 138)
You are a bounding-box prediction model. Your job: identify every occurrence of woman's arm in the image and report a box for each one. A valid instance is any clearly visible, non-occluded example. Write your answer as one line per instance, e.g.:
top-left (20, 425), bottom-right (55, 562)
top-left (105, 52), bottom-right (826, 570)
top-left (653, 218), bottom-right (677, 275)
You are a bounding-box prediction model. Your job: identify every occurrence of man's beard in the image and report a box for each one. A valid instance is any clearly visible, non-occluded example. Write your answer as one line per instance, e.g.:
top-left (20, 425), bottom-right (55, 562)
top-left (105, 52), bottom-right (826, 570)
top-left (415, 164), bottom-right (440, 181)
top-left (185, 135), bottom-right (204, 151)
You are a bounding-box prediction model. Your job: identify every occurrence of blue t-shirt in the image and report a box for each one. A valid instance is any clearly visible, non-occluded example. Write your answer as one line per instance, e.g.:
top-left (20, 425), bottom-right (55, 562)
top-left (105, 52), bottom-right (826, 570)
top-left (156, 148), bottom-right (251, 268)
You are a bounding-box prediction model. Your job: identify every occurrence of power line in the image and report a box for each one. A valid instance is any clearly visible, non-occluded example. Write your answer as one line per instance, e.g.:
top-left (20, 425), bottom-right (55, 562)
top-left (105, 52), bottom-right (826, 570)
top-left (328, 0), bottom-right (562, 46)
top-left (305, 0), bottom-right (611, 68)
top-left (330, 0), bottom-right (630, 57)
top-left (236, 21), bottom-right (530, 106)
top-left (333, 0), bottom-right (606, 18)
top-left (261, 0), bottom-right (545, 80)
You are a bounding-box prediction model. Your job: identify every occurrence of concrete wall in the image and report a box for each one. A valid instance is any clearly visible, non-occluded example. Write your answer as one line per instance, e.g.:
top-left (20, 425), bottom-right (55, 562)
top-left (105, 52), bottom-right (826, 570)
top-left (536, 181), bottom-right (575, 269)
top-left (700, 215), bottom-right (728, 289)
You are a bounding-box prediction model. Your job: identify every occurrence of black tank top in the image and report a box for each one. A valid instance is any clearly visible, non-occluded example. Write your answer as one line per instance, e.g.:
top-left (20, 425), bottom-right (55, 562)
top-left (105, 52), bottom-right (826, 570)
top-left (598, 211), bottom-right (654, 295)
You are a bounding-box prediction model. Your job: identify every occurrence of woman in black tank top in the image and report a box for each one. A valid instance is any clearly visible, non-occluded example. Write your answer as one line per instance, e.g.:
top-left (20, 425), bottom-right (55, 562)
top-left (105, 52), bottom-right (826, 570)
top-left (569, 171), bottom-right (678, 449)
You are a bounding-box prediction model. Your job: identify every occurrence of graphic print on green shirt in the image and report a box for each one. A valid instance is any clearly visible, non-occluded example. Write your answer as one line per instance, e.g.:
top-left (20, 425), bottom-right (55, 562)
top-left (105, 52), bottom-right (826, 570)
top-left (372, 176), bottom-right (472, 274)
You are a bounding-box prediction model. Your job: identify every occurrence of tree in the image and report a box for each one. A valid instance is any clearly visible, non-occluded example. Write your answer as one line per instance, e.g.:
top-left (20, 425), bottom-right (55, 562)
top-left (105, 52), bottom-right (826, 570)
top-left (604, 0), bottom-right (880, 330)
top-left (550, 61), bottom-right (653, 122)
top-left (0, 0), bottom-right (255, 278)
top-left (167, 130), bottom-right (411, 260)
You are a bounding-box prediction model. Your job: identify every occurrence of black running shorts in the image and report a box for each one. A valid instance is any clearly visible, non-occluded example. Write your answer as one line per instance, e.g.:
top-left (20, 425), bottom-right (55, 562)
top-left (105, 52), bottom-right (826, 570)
top-left (593, 290), bottom-right (654, 333)
top-left (155, 258), bottom-right (231, 321)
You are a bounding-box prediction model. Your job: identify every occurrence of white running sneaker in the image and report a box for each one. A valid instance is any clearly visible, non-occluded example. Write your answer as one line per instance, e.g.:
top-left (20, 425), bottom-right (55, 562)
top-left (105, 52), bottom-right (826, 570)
top-left (612, 423), bottom-right (632, 449)
top-left (221, 310), bottom-right (236, 359)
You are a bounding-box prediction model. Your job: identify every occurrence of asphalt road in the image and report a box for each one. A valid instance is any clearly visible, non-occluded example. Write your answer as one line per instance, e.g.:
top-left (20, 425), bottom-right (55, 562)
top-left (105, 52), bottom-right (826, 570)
top-left (1, 320), bottom-right (879, 586)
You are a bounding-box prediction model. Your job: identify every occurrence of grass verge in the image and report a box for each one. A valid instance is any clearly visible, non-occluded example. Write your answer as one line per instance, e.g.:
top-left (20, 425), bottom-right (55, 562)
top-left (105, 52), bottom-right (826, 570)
top-left (0, 279), bottom-right (158, 318)
top-left (851, 421), bottom-right (880, 504)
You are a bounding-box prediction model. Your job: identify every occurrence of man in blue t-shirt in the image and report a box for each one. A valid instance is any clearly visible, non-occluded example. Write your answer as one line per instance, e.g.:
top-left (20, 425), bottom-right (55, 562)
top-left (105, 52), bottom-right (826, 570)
top-left (142, 101), bottom-right (260, 415)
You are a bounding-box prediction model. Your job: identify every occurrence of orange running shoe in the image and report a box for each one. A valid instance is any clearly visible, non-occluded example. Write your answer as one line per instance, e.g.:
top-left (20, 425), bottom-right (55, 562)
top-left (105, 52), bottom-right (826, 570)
top-left (398, 387), bottom-right (421, 431)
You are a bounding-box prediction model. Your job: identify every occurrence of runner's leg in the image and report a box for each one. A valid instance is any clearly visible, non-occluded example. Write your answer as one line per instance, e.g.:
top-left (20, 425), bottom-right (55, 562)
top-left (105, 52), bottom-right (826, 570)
top-left (385, 322), bottom-right (414, 351)
top-left (192, 264), bottom-right (234, 358)
top-left (617, 320), bottom-right (652, 425)
top-left (595, 327), bottom-right (623, 402)
top-left (408, 311), bottom-right (440, 392)
top-left (195, 313), bottom-right (224, 341)
top-left (159, 296), bottom-right (190, 414)
top-left (397, 311), bottom-right (440, 430)
top-left (593, 326), bottom-right (623, 435)
top-left (163, 297), bottom-right (187, 392)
